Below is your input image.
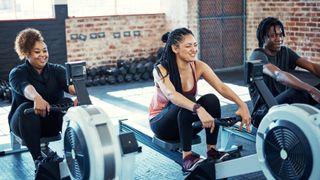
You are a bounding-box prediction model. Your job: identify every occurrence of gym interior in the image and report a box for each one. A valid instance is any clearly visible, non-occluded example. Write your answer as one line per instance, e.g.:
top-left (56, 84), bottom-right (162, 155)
top-left (0, 0), bottom-right (319, 179)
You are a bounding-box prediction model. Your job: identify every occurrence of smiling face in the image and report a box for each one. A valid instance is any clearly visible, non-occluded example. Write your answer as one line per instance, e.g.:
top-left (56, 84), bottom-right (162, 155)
top-left (27, 41), bottom-right (49, 73)
top-left (172, 34), bottom-right (198, 63)
top-left (263, 25), bottom-right (284, 53)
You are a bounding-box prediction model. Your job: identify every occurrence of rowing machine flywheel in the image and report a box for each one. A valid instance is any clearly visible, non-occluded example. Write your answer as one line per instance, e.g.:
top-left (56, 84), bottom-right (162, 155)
top-left (62, 105), bottom-right (139, 180)
top-left (256, 104), bottom-right (320, 180)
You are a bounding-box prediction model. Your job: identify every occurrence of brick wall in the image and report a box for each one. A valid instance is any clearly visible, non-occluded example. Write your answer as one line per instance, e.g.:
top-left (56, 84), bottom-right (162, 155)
top-left (65, 14), bottom-right (166, 68)
top-left (246, 0), bottom-right (320, 61)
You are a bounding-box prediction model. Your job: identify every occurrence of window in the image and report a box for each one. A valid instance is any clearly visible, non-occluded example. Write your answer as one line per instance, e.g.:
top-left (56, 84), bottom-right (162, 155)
top-left (0, 0), bottom-right (55, 21)
top-left (68, 0), bottom-right (162, 17)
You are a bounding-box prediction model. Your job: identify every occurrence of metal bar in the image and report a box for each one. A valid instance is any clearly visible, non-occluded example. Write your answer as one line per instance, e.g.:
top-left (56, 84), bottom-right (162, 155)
top-left (222, 127), bottom-right (256, 142)
top-left (215, 154), bottom-right (261, 179)
top-left (243, 0), bottom-right (247, 65)
top-left (254, 79), bottom-right (278, 108)
top-left (0, 147), bottom-right (29, 156)
top-left (199, 15), bottom-right (244, 20)
top-left (120, 123), bottom-right (183, 165)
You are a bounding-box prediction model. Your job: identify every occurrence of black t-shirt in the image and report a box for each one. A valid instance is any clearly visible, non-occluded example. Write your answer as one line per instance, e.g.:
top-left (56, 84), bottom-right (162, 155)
top-left (248, 46), bottom-right (300, 110)
top-left (8, 60), bottom-right (69, 121)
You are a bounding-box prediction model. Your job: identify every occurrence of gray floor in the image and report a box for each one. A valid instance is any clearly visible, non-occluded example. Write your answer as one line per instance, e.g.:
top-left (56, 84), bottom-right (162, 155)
top-left (0, 68), bottom-right (266, 180)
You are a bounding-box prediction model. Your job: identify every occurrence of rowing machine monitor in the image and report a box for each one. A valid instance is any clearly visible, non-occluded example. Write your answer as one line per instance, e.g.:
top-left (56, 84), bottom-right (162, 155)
top-left (65, 61), bottom-right (92, 105)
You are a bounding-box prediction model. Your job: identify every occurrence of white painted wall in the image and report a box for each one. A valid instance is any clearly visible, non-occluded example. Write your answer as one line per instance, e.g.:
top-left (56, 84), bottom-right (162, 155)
top-left (161, 0), bottom-right (189, 30)
top-left (54, 0), bottom-right (67, 5)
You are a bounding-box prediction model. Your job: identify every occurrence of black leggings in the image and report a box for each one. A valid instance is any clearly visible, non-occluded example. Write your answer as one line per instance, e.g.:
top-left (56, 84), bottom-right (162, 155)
top-left (150, 94), bottom-right (221, 151)
top-left (9, 98), bottom-right (72, 160)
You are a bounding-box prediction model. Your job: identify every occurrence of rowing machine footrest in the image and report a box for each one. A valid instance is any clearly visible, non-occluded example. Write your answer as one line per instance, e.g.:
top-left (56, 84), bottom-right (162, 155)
top-left (152, 135), bottom-right (201, 151)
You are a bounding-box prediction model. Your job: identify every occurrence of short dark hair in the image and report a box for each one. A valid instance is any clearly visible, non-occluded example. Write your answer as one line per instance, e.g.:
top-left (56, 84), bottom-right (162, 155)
top-left (256, 17), bottom-right (285, 48)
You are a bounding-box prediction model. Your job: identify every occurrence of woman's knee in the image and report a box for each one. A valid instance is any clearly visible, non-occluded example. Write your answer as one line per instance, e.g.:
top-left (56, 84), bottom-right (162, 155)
top-left (10, 102), bottom-right (34, 133)
top-left (198, 94), bottom-right (220, 108)
top-left (12, 102), bottom-right (34, 120)
top-left (16, 102), bottom-right (40, 123)
top-left (17, 102), bottom-right (33, 112)
top-left (197, 94), bottom-right (221, 117)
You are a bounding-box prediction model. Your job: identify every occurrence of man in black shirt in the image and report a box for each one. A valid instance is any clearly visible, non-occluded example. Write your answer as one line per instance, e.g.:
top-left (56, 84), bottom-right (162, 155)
top-left (9, 28), bottom-right (76, 168)
top-left (248, 17), bottom-right (320, 127)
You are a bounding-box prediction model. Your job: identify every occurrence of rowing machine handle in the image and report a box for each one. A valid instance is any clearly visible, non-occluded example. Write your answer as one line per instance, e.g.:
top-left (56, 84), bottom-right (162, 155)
top-left (23, 103), bottom-right (73, 115)
top-left (192, 116), bottom-right (241, 129)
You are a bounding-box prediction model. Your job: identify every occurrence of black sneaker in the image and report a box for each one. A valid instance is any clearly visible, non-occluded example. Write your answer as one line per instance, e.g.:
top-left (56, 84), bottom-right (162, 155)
top-left (207, 148), bottom-right (230, 161)
top-left (207, 148), bottom-right (240, 161)
top-left (182, 153), bottom-right (205, 172)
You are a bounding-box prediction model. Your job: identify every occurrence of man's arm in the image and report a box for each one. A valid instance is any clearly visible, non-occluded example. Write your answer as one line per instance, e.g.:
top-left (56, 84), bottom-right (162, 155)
top-left (263, 63), bottom-right (320, 103)
top-left (296, 57), bottom-right (320, 78)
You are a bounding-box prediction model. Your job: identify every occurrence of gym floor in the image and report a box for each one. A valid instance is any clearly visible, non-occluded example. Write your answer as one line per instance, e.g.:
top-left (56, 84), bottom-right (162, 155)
top-left (0, 67), bottom-right (266, 180)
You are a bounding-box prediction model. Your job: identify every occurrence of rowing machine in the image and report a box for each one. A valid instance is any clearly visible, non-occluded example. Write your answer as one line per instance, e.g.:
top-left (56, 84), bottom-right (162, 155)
top-left (61, 61), bottom-right (141, 180)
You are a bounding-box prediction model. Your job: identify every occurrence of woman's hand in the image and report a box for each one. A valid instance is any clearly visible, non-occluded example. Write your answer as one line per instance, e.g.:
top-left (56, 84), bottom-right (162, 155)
top-left (235, 103), bottom-right (251, 132)
top-left (197, 107), bottom-right (215, 133)
top-left (33, 95), bottom-right (50, 117)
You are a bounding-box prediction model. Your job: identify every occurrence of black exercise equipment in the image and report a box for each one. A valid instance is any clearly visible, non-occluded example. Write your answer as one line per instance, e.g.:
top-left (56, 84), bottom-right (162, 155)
top-left (91, 76), bottom-right (99, 86)
top-left (98, 75), bottom-right (107, 85)
top-left (128, 62), bottom-right (137, 74)
top-left (85, 76), bottom-right (93, 87)
top-left (65, 61), bottom-right (92, 105)
top-left (118, 66), bottom-right (127, 75)
top-left (144, 61), bottom-right (154, 73)
top-left (0, 80), bottom-right (12, 102)
top-left (116, 74), bottom-right (124, 83)
top-left (133, 73), bottom-right (141, 81)
top-left (141, 71), bottom-right (150, 80)
top-left (192, 116), bottom-right (241, 129)
top-left (136, 61), bottom-right (146, 74)
top-left (124, 73), bottom-right (133, 82)
top-left (245, 60), bottom-right (277, 108)
top-left (107, 75), bottom-right (116, 84)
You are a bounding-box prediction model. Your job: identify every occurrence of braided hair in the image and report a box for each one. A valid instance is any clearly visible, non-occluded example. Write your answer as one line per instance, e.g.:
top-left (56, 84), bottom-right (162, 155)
top-left (256, 17), bottom-right (285, 48)
top-left (155, 28), bottom-right (193, 94)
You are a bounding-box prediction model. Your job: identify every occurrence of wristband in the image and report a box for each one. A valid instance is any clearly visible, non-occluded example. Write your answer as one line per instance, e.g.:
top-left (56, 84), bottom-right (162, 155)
top-left (192, 103), bottom-right (201, 115)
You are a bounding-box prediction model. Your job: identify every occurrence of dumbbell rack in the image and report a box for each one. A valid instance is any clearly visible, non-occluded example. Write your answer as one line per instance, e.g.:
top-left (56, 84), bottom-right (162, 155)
top-left (0, 80), bottom-right (12, 103)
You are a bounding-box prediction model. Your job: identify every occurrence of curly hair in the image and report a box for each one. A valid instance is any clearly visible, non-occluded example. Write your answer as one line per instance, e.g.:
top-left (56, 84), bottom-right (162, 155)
top-left (256, 17), bottom-right (285, 48)
top-left (14, 28), bottom-right (44, 60)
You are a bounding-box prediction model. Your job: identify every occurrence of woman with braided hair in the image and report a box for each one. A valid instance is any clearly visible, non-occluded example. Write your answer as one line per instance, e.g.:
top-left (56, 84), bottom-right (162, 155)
top-left (148, 28), bottom-right (251, 172)
top-left (248, 17), bottom-right (320, 127)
